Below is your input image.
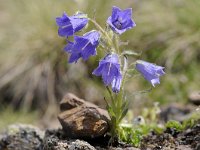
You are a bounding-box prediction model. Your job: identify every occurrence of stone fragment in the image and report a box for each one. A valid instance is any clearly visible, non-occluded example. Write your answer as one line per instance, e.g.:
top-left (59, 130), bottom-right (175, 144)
top-left (0, 124), bottom-right (44, 150)
top-left (43, 129), bottom-right (96, 150)
top-left (58, 93), bottom-right (110, 138)
top-left (177, 145), bottom-right (192, 150)
top-left (188, 91), bottom-right (200, 105)
top-left (109, 147), bottom-right (140, 150)
top-left (69, 139), bottom-right (96, 150)
top-left (159, 103), bottom-right (193, 122)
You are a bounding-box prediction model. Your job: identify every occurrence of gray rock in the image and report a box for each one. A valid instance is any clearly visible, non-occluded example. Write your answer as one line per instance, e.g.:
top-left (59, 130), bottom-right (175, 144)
top-left (177, 145), bottom-right (192, 150)
top-left (0, 124), bottom-right (44, 150)
top-left (109, 147), bottom-right (140, 150)
top-left (43, 129), bottom-right (96, 150)
top-left (69, 140), bottom-right (96, 150)
top-left (160, 104), bottom-right (193, 122)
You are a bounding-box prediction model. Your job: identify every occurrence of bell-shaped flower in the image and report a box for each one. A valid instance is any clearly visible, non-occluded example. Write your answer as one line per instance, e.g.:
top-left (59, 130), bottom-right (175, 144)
top-left (64, 30), bottom-right (100, 63)
top-left (107, 6), bottom-right (136, 34)
top-left (92, 54), bottom-right (122, 93)
top-left (135, 60), bottom-right (165, 87)
top-left (56, 12), bottom-right (88, 37)
top-left (64, 40), bottom-right (74, 53)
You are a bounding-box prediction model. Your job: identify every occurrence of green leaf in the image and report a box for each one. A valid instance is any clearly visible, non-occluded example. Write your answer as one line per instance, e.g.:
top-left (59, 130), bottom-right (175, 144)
top-left (121, 99), bottom-right (129, 113)
top-left (119, 108), bottom-right (129, 122)
top-left (111, 116), bottom-right (117, 127)
top-left (119, 100), bottom-right (129, 122)
top-left (122, 50), bottom-right (142, 57)
top-left (165, 120), bottom-right (183, 131)
top-left (107, 104), bottom-right (115, 118)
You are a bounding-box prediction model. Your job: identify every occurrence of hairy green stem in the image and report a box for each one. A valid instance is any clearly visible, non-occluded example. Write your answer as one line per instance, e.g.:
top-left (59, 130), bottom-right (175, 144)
top-left (89, 17), bottom-right (129, 143)
top-left (89, 18), bottom-right (113, 48)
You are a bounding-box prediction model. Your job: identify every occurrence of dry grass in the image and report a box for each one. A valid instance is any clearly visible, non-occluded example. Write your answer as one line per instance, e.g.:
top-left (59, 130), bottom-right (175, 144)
top-left (0, 0), bottom-right (199, 117)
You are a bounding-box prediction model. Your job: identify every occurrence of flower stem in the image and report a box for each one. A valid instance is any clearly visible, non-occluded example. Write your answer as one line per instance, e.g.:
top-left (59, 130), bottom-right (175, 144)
top-left (121, 56), bottom-right (128, 90)
top-left (113, 34), bottom-right (120, 54)
top-left (106, 86), bottom-right (114, 103)
top-left (89, 18), bottom-right (128, 144)
top-left (89, 18), bottom-right (113, 45)
top-left (89, 18), bottom-right (121, 54)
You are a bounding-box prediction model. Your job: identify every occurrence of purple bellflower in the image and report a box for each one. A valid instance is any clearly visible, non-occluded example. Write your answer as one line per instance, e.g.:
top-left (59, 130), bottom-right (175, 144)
top-left (56, 12), bottom-right (88, 37)
top-left (107, 6), bottom-right (136, 34)
top-left (93, 54), bottom-right (122, 93)
top-left (64, 40), bottom-right (74, 53)
top-left (64, 30), bottom-right (100, 63)
top-left (135, 60), bottom-right (165, 87)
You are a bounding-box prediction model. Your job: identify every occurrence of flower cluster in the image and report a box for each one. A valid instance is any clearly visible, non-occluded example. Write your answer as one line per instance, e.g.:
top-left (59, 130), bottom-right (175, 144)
top-left (56, 12), bottom-right (100, 63)
top-left (56, 5), bottom-right (165, 142)
top-left (56, 7), bottom-right (165, 93)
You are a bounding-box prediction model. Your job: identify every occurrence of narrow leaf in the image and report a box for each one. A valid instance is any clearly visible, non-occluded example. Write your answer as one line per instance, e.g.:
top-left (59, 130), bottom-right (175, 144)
top-left (122, 50), bottom-right (142, 56)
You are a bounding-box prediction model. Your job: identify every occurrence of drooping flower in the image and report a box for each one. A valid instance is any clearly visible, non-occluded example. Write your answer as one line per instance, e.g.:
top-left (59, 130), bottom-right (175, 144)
top-left (107, 6), bottom-right (136, 34)
top-left (111, 75), bottom-right (122, 93)
top-left (64, 30), bottom-right (100, 63)
top-left (64, 40), bottom-right (74, 53)
top-left (92, 54), bottom-right (122, 93)
top-left (56, 12), bottom-right (88, 37)
top-left (135, 60), bottom-right (165, 87)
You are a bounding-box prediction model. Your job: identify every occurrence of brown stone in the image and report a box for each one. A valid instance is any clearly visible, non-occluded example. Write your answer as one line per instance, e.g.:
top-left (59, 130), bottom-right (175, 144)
top-left (58, 93), bottom-right (110, 138)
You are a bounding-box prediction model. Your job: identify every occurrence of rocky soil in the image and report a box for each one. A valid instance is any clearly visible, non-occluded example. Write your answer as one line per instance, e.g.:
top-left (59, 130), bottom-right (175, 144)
top-left (0, 124), bottom-right (139, 150)
top-left (141, 120), bottom-right (200, 150)
top-left (0, 119), bottom-right (200, 150)
top-left (0, 93), bottom-right (199, 150)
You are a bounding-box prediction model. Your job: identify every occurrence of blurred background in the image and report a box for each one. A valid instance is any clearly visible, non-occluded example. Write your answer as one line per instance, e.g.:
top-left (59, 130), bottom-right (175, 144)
top-left (0, 0), bottom-right (199, 130)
